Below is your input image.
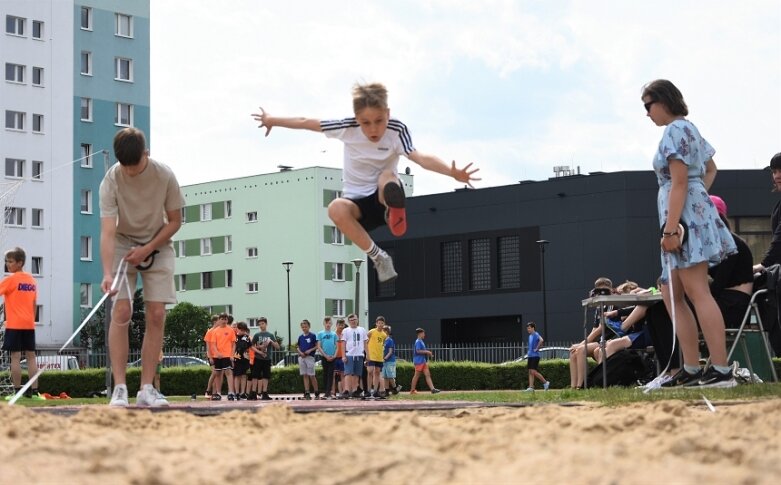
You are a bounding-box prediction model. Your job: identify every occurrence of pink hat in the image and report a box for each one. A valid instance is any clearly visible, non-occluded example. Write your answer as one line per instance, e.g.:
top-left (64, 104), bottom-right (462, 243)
top-left (710, 195), bottom-right (727, 217)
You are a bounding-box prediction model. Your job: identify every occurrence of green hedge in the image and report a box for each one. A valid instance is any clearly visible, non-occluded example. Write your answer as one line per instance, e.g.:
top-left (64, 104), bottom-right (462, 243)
top-left (2, 358), bottom-right (780, 397)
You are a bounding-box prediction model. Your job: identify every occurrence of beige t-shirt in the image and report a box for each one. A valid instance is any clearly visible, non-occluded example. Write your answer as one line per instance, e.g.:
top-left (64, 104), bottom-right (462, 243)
top-left (99, 158), bottom-right (185, 243)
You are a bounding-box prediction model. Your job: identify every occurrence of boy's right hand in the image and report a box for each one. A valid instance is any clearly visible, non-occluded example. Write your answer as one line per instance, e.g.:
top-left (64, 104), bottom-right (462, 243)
top-left (101, 275), bottom-right (118, 296)
top-left (251, 107), bottom-right (273, 137)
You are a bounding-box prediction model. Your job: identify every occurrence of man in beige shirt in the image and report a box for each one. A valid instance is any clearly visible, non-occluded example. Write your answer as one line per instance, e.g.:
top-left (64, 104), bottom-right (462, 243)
top-left (99, 127), bottom-right (185, 407)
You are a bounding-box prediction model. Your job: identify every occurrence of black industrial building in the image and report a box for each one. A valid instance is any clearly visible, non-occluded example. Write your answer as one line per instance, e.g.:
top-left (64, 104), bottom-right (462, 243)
top-left (368, 169), bottom-right (776, 345)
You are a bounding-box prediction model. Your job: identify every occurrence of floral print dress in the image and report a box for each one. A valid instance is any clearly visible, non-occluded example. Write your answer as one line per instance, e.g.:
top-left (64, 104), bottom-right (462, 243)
top-left (653, 119), bottom-right (736, 282)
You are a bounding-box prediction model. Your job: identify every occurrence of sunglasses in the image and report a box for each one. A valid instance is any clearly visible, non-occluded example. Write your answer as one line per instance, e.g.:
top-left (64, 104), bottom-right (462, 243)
top-left (644, 100), bottom-right (657, 113)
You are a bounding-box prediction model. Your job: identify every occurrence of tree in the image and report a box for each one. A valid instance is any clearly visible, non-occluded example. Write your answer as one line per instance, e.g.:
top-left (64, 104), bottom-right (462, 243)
top-left (81, 289), bottom-right (146, 349)
top-left (164, 302), bottom-right (211, 350)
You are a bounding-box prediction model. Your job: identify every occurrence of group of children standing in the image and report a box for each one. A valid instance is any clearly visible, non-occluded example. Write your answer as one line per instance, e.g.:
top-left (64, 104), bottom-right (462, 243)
top-left (202, 311), bottom-right (440, 401)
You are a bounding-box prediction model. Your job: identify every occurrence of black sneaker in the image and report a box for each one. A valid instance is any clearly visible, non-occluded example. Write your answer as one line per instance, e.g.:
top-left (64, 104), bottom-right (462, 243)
top-left (248, 392), bottom-right (258, 401)
top-left (239, 393), bottom-right (248, 400)
top-left (661, 368), bottom-right (703, 388)
top-left (431, 388), bottom-right (441, 394)
top-left (303, 393), bottom-right (311, 400)
top-left (698, 367), bottom-right (738, 389)
top-left (261, 392), bottom-right (272, 401)
top-left (211, 393), bottom-right (222, 401)
top-left (227, 393), bottom-right (236, 401)
top-left (314, 392), bottom-right (320, 400)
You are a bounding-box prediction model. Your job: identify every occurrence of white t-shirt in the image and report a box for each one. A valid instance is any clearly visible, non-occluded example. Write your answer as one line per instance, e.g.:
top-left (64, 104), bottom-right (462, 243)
top-left (341, 325), bottom-right (368, 357)
top-left (321, 118), bottom-right (415, 199)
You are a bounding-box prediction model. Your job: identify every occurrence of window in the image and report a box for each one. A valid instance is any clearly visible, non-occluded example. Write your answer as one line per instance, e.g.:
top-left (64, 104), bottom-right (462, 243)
top-left (6, 15), bottom-right (25, 36)
top-left (441, 241), bottom-right (463, 293)
top-left (332, 299), bottom-right (346, 317)
top-left (5, 158), bottom-right (24, 178)
top-left (80, 236), bottom-right (92, 260)
top-left (115, 13), bottom-right (133, 37)
top-left (32, 114), bottom-right (43, 133)
top-left (80, 189), bottom-right (92, 213)
top-left (225, 235), bottom-right (232, 253)
top-left (80, 7), bottom-right (92, 30)
top-left (5, 63), bottom-right (24, 83)
top-left (32, 67), bottom-right (43, 86)
top-left (177, 274), bottom-right (186, 291)
top-left (201, 272), bottom-right (213, 289)
top-left (31, 257), bottom-right (42, 276)
top-left (225, 305), bottom-right (233, 315)
top-left (246, 247), bottom-right (258, 258)
top-left (80, 51), bottom-right (92, 75)
top-left (200, 238), bottom-right (211, 255)
top-left (226, 269), bottom-right (233, 288)
top-left (32, 161), bottom-right (43, 180)
top-left (5, 207), bottom-right (24, 226)
top-left (115, 57), bottom-right (132, 82)
top-left (35, 305), bottom-right (42, 324)
top-left (247, 282), bottom-right (259, 293)
top-left (32, 20), bottom-right (43, 39)
top-left (32, 209), bottom-right (43, 229)
top-left (32, 208), bottom-right (43, 228)
top-left (80, 98), bottom-right (92, 121)
top-left (200, 203), bottom-right (211, 221)
top-left (181, 207), bottom-right (187, 223)
top-left (177, 240), bottom-right (185, 258)
top-left (246, 211), bottom-right (258, 222)
top-left (498, 236), bottom-right (521, 289)
top-left (331, 226), bottom-right (344, 245)
top-left (80, 144), bottom-right (92, 167)
top-left (332, 263), bottom-right (345, 281)
top-left (115, 103), bottom-right (133, 126)
top-left (80, 283), bottom-right (92, 307)
top-left (247, 318), bottom-right (259, 328)
top-left (5, 110), bottom-right (24, 130)
top-left (469, 238), bottom-right (491, 290)
top-left (225, 201), bottom-right (232, 218)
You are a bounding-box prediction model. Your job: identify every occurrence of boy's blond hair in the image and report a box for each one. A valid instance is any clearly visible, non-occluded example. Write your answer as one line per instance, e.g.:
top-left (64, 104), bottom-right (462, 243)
top-left (616, 281), bottom-right (639, 294)
top-left (352, 82), bottom-right (388, 114)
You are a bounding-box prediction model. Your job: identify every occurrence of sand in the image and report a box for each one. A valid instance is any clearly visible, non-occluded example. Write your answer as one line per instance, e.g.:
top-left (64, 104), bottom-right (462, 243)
top-left (1, 399), bottom-right (779, 484)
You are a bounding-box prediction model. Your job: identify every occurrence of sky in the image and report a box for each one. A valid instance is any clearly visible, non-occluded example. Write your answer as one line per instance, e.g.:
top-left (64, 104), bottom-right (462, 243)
top-left (149, 0), bottom-right (781, 196)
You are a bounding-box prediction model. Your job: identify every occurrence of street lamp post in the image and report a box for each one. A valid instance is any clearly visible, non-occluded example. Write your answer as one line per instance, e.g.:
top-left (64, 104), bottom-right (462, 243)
top-left (282, 262), bottom-right (293, 356)
top-left (351, 258), bottom-right (363, 324)
top-left (536, 240), bottom-right (550, 340)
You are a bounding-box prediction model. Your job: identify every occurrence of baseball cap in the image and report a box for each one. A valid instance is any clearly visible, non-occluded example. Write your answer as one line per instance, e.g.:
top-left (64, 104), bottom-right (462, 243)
top-left (709, 195), bottom-right (727, 217)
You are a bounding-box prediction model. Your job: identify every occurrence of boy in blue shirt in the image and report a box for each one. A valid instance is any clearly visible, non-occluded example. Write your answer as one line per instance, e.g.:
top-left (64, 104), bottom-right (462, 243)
top-left (382, 325), bottom-right (402, 394)
top-left (525, 322), bottom-right (550, 392)
top-left (316, 317), bottom-right (338, 399)
top-left (409, 327), bottom-right (440, 394)
top-left (297, 320), bottom-right (319, 399)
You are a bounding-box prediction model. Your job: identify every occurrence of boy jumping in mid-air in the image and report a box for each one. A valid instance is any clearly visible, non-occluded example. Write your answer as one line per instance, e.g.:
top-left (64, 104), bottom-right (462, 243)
top-left (252, 82), bottom-right (480, 282)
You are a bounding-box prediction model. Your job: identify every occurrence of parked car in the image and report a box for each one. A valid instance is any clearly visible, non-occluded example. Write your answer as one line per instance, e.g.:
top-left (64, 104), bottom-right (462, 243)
top-left (128, 355), bottom-right (209, 368)
top-left (20, 355), bottom-right (81, 371)
top-left (500, 346), bottom-right (571, 365)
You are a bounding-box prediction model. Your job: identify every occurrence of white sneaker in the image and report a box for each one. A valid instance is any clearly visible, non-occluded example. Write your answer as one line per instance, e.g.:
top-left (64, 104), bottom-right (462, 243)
top-left (523, 387), bottom-right (535, 392)
top-left (374, 252), bottom-right (398, 283)
top-left (136, 384), bottom-right (169, 407)
top-left (109, 384), bottom-right (129, 407)
top-left (543, 381), bottom-right (550, 391)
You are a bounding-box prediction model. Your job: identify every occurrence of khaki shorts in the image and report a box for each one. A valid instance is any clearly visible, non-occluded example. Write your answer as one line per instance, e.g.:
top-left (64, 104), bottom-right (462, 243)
top-left (111, 235), bottom-right (176, 303)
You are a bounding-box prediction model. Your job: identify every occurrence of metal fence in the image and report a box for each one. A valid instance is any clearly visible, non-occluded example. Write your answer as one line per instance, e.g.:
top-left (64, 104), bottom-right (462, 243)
top-left (30, 341), bottom-right (574, 369)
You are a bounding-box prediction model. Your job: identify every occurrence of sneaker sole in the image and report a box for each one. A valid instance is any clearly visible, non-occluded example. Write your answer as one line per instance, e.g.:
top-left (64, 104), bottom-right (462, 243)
top-left (697, 379), bottom-right (738, 389)
top-left (383, 183), bottom-right (407, 236)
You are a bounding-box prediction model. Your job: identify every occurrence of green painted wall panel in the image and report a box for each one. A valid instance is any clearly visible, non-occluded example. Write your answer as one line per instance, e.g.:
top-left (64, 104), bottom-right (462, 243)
top-left (212, 236), bottom-right (225, 254)
top-left (212, 201), bottom-right (224, 219)
top-left (346, 265), bottom-right (353, 282)
top-left (185, 205), bottom-right (200, 222)
top-left (324, 263), bottom-right (330, 280)
top-left (324, 299), bottom-right (332, 315)
top-left (324, 226), bottom-right (331, 244)
top-left (185, 273), bottom-right (200, 291)
top-left (213, 270), bottom-right (225, 288)
top-left (323, 190), bottom-right (334, 207)
top-left (185, 239), bottom-right (199, 257)
top-left (346, 300), bottom-right (354, 315)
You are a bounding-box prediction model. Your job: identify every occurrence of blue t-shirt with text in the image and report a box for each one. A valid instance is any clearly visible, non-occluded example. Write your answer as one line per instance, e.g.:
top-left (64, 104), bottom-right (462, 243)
top-left (383, 336), bottom-right (396, 363)
top-left (317, 330), bottom-right (338, 357)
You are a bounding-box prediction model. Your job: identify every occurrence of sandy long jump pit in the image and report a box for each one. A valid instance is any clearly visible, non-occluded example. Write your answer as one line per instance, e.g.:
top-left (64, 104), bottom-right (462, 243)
top-left (1, 398), bottom-right (779, 484)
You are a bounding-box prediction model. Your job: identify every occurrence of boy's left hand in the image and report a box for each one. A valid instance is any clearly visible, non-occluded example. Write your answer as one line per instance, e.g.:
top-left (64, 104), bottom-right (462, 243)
top-left (451, 161), bottom-right (481, 188)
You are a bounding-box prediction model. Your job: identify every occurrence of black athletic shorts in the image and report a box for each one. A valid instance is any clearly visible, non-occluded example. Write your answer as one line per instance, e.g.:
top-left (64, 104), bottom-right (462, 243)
top-left (213, 357), bottom-right (232, 371)
top-left (251, 359), bottom-right (271, 380)
top-left (347, 191), bottom-right (386, 232)
top-left (233, 359), bottom-right (250, 376)
top-left (2, 329), bottom-right (36, 352)
top-left (527, 356), bottom-right (540, 371)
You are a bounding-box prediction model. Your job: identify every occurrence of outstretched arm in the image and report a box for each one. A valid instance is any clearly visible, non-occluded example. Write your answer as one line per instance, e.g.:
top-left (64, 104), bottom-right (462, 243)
top-left (251, 107), bottom-right (321, 137)
top-left (407, 150), bottom-right (481, 188)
